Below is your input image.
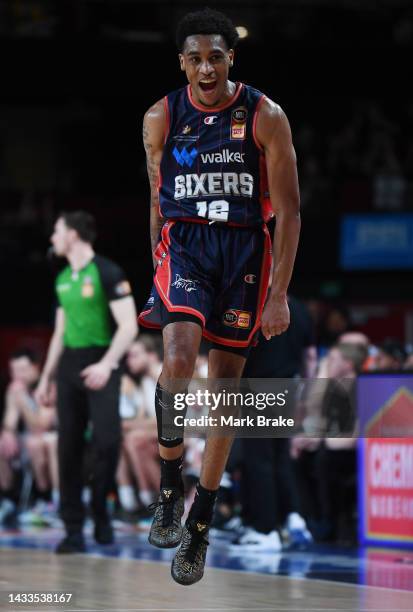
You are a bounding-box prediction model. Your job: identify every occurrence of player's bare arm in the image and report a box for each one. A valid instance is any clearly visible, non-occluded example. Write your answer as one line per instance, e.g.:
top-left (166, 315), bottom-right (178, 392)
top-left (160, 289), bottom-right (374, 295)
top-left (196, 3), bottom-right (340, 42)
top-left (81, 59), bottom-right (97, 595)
top-left (35, 307), bottom-right (65, 406)
top-left (256, 99), bottom-right (301, 339)
top-left (81, 296), bottom-right (137, 390)
top-left (143, 99), bottom-right (166, 268)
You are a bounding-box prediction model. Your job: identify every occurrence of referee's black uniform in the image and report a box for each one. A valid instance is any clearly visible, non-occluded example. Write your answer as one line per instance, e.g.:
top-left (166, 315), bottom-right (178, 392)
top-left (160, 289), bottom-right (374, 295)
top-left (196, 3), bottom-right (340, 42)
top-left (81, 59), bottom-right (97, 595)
top-left (55, 255), bottom-right (132, 537)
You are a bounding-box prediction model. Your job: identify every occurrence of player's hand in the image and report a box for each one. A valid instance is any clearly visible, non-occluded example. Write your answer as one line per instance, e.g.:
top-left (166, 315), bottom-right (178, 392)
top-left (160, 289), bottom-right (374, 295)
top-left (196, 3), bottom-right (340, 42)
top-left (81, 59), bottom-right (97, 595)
top-left (81, 360), bottom-right (112, 390)
top-left (34, 377), bottom-right (53, 407)
top-left (0, 430), bottom-right (19, 459)
top-left (261, 294), bottom-right (290, 340)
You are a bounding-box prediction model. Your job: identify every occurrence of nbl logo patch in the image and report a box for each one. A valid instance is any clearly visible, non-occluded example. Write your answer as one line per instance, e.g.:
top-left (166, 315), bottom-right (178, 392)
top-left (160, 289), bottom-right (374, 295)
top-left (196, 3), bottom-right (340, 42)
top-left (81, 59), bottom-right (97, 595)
top-left (223, 309), bottom-right (251, 329)
top-left (231, 106), bottom-right (248, 140)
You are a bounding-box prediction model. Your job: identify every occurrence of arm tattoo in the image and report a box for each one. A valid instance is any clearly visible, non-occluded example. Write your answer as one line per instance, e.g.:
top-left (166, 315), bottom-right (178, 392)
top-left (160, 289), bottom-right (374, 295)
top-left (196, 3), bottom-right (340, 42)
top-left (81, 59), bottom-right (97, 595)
top-left (143, 119), bottom-right (164, 259)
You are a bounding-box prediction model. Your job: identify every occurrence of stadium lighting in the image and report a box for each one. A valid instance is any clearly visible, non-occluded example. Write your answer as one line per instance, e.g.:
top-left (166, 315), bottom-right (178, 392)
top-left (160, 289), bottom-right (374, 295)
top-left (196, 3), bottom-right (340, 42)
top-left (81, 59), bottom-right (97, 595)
top-left (236, 26), bottom-right (249, 39)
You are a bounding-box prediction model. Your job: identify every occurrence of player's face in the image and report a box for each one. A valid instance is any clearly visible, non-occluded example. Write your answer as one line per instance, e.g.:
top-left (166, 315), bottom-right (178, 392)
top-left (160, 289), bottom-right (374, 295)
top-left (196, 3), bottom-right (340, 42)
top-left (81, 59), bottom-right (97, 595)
top-left (179, 34), bottom-right (234, 107)
top-left (50, 218), bottom-right (74, 256)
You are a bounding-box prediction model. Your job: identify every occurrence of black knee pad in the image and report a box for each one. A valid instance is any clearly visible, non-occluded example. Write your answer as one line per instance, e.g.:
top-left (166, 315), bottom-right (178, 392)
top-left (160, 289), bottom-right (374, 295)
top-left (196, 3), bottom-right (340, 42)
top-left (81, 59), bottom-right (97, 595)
top-left (155, 382), bottom-right (187, 448)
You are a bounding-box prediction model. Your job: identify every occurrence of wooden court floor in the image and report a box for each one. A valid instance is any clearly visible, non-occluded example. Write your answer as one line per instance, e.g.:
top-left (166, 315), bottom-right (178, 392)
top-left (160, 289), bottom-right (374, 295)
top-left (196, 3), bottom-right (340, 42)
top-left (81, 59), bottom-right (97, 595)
top-left (0, 548), bottom-right (412, 612)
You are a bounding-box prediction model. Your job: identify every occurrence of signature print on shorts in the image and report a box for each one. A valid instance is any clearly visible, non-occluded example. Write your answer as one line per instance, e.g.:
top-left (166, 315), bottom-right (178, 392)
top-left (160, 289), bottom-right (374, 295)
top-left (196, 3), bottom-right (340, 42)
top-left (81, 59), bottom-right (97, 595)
top-left (171, 274), bottom-right (199, 293)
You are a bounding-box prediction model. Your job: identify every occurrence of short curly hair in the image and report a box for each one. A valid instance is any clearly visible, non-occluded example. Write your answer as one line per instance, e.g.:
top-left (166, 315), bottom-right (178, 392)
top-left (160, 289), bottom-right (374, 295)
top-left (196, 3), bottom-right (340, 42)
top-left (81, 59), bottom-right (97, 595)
top-left (176, 7), bottom-right (239, 51)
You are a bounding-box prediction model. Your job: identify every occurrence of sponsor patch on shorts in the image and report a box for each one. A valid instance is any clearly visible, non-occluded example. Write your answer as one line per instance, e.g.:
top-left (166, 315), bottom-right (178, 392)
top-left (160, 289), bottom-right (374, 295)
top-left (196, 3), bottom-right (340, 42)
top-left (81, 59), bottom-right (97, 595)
top-left (223, 309), bottom-right (251, 329)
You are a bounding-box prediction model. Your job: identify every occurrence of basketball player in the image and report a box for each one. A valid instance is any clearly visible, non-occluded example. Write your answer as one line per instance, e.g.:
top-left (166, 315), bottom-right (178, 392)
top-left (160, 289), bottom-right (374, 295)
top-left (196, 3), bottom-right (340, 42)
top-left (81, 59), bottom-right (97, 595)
top-left (139, 8), bottom-right (300, 585)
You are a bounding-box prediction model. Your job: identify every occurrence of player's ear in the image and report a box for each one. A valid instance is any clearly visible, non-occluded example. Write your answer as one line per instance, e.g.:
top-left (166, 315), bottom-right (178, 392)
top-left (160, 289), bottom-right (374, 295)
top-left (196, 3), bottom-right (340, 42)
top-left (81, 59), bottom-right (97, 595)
top-left (178, 53), bottom-right (185, 71)
top-left (228, 49), bottom-right (234, 67)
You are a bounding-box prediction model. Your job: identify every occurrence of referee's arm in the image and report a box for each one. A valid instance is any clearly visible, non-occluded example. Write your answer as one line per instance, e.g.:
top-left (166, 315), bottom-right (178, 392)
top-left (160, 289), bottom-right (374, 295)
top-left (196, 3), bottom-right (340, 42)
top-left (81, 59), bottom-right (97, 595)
top-left (35, 307), bottom-right (65, 406)
top-left (81, 296), bottom-right (138, 390)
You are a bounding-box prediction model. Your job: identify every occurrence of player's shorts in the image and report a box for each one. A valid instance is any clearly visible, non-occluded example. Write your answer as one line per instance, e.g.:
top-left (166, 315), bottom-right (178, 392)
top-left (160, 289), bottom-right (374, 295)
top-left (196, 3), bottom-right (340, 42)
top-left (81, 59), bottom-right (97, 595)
top-left (138, 219), bottom-right (272, 349)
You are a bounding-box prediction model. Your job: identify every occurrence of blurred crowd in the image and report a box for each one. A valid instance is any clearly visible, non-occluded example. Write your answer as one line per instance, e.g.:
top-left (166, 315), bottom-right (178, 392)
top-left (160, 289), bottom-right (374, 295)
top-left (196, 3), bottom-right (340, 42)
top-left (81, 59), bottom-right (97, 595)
top-left (297, 100), bottom-right (413, 215)
top-left (1, 325), bottom-right (412, 550)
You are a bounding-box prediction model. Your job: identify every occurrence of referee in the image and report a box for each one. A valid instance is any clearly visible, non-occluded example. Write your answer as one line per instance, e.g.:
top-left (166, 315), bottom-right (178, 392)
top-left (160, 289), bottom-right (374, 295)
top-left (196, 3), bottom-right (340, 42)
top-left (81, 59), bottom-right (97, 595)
top-left (35, 211), bottom-right (138, 553)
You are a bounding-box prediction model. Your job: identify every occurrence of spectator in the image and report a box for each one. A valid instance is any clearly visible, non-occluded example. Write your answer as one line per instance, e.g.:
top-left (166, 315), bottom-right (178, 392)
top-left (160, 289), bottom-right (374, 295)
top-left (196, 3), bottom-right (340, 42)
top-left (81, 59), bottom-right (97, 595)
top-left (403, 351), bottom-right (413, 370)
top-left (292, 342), bottom-right (367, 544)
top-left (373, 338), bottom-right (407, 371)
top-left (20, 381), bottom-right (59, 522)
top-left (117, 337), bottom-right (161, 512)
top-left (338, 331), bottom-right (370, 347)
top-left (0, 349), bottom-right (54, 525)
top-left (231, 295), bottom-right (316, 551)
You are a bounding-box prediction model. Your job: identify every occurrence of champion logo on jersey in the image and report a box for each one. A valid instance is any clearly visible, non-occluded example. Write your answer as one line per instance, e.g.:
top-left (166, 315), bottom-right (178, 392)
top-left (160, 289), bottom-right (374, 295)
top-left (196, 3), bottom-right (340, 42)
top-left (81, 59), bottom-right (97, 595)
top-left (173, 146), bottom-right (198, 168)
top-left (204, 115), bottom-right (218, 125)
top-left (244, 274), bottom-right (256, 284)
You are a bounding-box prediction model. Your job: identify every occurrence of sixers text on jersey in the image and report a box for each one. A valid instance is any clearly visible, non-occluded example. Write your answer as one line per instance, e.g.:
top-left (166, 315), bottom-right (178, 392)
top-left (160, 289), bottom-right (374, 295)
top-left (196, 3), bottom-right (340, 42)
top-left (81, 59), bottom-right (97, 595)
top-left (159, 82), bottom-right (273, 227)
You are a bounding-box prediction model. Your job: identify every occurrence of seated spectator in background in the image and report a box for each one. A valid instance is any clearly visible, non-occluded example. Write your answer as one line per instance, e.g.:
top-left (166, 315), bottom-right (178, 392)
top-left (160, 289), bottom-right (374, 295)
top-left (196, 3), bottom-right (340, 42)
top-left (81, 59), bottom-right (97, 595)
top-left (338, 331), bottom-right (370, 347)
top-left (1, 350), bottom-right (41, 524)
top-left (373, 338), bottom-right (407, 371)
top-left (338, 331), bottom-right (375, 371)
top-left (404, 351), bottom-right (413, 370)
top-left (0, 349), bottom-right (59, 525)
top-left (292, 342), bottom-right (367, 544)
top-left (20, 382), bottom-right (59, 518)
top-left (230, 294), bottom-right (316, 551)
top-left (116, 337), bottom-right (161, 512)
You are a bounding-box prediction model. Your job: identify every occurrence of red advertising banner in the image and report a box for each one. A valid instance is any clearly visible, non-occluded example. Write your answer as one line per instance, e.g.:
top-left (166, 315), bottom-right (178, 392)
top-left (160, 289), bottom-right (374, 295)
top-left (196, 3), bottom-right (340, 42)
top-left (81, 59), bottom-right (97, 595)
top-left (364, 438), bottom-right (413, 543)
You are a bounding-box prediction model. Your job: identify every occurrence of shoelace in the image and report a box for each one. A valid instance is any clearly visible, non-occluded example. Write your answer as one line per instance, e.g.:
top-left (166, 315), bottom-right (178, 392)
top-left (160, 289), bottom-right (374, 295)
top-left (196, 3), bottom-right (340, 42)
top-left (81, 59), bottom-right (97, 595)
top-left (147, 497), bottom-right (176, 528)
top-left (184, 529), bottom-right (209, 564)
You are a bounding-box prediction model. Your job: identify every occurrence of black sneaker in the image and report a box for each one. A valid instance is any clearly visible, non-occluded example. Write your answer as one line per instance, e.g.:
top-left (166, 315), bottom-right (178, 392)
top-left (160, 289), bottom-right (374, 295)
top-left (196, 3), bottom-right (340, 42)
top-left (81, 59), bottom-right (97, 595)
top-left (94, 520), bottom-right (114, 545)
top-left (147, 486), bottom-right (184, 548)
top-left (55, 532), bottom-right (86, 554)
top-left (171, 520), bottom-right (209, 585)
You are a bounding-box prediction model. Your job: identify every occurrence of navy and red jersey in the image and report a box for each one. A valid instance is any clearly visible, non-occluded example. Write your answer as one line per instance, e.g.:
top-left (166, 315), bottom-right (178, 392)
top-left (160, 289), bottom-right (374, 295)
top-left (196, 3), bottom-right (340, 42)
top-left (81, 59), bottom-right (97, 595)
top-left (159, 82), bottom-right (273, 227)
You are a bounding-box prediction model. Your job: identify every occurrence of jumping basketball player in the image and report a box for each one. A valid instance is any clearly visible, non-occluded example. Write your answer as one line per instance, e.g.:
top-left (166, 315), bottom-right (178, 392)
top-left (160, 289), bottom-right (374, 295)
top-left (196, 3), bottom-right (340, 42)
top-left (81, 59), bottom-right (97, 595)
top-left (139, 8), bottom-right (301, 585)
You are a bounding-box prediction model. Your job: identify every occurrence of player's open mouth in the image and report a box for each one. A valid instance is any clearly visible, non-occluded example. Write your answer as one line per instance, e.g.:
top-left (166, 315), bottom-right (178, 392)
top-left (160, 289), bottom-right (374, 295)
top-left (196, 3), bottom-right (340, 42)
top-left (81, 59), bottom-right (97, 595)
top-left (199, 79), bottom-right (217, 92)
